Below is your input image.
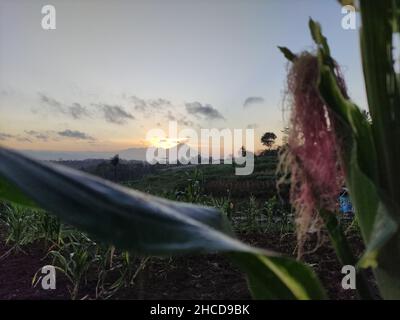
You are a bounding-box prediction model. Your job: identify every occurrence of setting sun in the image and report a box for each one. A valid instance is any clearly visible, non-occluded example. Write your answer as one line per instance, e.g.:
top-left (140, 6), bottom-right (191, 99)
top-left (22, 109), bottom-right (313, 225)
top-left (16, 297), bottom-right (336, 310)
top-left (148, 137), bottom-right (187, 149)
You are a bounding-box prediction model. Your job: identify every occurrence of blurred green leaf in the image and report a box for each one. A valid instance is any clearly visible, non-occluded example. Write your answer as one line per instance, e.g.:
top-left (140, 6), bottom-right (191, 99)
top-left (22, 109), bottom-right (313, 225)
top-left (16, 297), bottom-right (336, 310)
top-left (230, 253), bottom-right (326, 300)
top-left (0, 175), bottom-right (37, 208)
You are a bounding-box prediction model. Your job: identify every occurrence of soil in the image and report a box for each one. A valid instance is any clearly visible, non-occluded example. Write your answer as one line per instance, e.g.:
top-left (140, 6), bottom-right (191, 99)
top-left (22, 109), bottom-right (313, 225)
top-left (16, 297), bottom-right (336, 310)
top-left (0, 228), bottom-right (379, 300)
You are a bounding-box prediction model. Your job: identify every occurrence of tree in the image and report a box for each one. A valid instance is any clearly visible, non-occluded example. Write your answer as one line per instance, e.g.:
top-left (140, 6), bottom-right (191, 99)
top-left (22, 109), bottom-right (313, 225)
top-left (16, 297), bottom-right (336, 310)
top-left (240, 146), bottom-right (246, 157)
top-left (261, 132), bottom-right (277, 150)
top-left (110, 154), bottom-right (119, 181)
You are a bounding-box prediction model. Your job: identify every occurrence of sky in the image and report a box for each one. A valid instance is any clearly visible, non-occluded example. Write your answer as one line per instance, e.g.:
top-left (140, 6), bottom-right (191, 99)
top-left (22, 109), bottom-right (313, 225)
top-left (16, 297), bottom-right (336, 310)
top-left (0, 0), bottom-right (366, 154)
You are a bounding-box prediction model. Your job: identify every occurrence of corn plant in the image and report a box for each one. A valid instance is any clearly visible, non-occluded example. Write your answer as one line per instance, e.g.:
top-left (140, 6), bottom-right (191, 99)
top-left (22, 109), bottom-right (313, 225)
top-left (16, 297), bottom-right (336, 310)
top-left (95, 246), bottom-right (149, 299)
top-left (244, 196), bottom-right (261, 233)
top-left (277, 0), bottom-right (400, 299)
top-left (94, 244), bottom-right (115, 299)
top-left (183, 168), bottom-right (204, 203)
top-left (47, 235), bottom-right (97, 300)
top-left (32, 210), bottom-right (62, 248)
top-left (108, 253), bottom-right (149, 293)
top-left (0, 203), bottom-right (35, 257)
top-left (209, 196), bottom-right (234, 221)
top-left (262, 196), bottom-right (294, 233)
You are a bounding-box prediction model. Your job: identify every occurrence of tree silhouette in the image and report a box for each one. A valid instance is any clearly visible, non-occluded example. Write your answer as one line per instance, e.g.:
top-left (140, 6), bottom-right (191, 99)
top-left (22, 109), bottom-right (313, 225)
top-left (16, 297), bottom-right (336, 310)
top-left (241, 146), bottom-right (247, 157)
top-left (110, 154), bottom-right (120, 180)
top-left (261, 132), bottom-right (277, 150)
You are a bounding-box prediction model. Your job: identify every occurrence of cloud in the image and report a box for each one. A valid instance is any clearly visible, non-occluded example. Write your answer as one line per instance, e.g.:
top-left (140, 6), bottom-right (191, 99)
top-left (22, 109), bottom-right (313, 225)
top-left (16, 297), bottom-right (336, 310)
top-left (177, 118), bottom-right (194, 127)
top-left (130, 96), bottom-right (147, 112)
top-left (68, 103), bottom-right (90, 119)
top-left (25, 130), bottom-right (50, 141)
top-left (38, 93), bottom-right (90, 119)
top-left (16, 137), bottom-right (32, 143)
top-left (0, 132), bottom-right (14, 141)
top-left (165, 111), bottom-right (194, 127)
top-left (128, 95), bottom-right (196, 126)
top-left (185, 101), bottom-right (225, 120)
top-left (95, 104), bottom-right (135, 125)
top-left (246, 123), bottom-right (258, 129)
top-left (148, 98), bottom-right (171, 109)
top-left (166, 110), bottom-right (176, 121)
top-left (0, 132), bottom-right (33, 143)
top-left (130, 96), bottom-right (171, 112)
top-left (243, 96), bottom-right (265, 108)
top-left (57, 129), bottom-right (95, 140)
top-left (39, 93), bottom-right (62, 109)
top-left (24, 129), bottom-right (94, 142)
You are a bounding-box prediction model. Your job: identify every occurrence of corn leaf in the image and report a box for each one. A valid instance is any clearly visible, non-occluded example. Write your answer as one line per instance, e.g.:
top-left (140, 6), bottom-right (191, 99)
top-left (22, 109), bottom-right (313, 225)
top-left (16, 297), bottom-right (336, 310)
top-left (359, 1), bottom-right (400, 206)
top-left (277, 46), bottom-right (297, 62)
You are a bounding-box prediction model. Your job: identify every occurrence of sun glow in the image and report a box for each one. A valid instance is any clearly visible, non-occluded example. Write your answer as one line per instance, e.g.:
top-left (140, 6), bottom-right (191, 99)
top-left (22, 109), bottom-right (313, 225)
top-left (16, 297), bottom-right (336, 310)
top-left (148, 137), bottom-right (187, 149)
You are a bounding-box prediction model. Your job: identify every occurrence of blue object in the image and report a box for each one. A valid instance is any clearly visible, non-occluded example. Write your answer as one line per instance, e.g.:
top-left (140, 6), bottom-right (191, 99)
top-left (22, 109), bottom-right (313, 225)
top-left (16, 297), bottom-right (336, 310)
top-left (339, 193), bottom-right (353, 214)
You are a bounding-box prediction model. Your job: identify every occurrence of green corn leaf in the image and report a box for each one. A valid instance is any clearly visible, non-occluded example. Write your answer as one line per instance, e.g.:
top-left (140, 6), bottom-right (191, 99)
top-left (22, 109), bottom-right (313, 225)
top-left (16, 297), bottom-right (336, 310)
top-left (357, 1), bottom-right (400, 298)
top-left (278, 46), bottom-right (297, 62)
top-left (0, 147), bottom-right (326, 300)
top-left (359, 0), bottom-right (400, 207)
top-left (319, 209), bottom-right (374, 300)
top-left (358, 202), bottom-right (398, 269)
top-left (230, 253), bottom-right (327, 300)
top-left (318, 65), bottom-right (383, 242)
top-left (309, 19), bottom-right (332, 63)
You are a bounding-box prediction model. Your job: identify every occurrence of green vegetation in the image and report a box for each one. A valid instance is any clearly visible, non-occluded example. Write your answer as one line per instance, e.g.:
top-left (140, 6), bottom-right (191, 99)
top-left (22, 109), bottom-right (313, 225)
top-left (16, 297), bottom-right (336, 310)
top-left (124, 155), bottom-right (278, 199)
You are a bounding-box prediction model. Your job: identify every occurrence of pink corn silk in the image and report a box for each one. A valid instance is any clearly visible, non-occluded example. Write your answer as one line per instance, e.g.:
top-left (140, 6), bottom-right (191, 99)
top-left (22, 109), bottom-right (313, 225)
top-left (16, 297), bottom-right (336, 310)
top-left (286, 53), bottom-right (346, 245)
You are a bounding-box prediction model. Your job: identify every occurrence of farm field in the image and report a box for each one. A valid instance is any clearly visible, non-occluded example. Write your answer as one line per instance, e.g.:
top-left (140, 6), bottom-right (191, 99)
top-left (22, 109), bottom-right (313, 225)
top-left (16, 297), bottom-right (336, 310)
top-left (0, 156), bottom-right (377, 300)
top-left (0, 227), bottom-right (372, 300)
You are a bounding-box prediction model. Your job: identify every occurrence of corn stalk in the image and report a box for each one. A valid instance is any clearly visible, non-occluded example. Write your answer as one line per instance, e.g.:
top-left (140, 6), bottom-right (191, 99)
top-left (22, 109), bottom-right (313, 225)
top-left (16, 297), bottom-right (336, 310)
top-left (280, 0), bottom-right (400, 299)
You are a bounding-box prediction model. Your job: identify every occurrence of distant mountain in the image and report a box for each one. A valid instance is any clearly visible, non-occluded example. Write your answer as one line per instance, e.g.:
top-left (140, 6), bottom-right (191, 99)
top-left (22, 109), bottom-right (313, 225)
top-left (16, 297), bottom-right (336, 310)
top-left (118, 148), bottom-right (148, 161)
top-left (19, 145), bottom-right (194, 162)
top-left (20, 148), bottom-right (148, 162)
top-left (19, 144), bottom-right (234, 163)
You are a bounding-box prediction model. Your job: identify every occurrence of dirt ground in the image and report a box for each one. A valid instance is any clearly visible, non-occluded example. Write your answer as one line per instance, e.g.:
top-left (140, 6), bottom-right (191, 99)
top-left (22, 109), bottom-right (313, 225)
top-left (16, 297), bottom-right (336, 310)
top-left (0, 230), bottom-right (379, 300)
